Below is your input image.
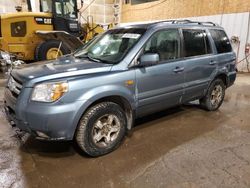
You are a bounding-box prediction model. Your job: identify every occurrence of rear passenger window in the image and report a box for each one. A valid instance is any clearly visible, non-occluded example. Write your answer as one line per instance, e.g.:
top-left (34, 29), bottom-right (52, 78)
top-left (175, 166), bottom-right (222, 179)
top-left (209, 29), bottom-right (232, 53)
top-left (182, 29), bottom-right (212, 57)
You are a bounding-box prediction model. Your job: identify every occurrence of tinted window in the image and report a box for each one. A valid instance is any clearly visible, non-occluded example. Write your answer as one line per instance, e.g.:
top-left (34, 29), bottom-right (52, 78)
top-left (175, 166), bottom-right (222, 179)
top-left (143, 29), bottom-right (180, 62)
top-left (209, 29), bottom-right (232, 53)
top-left (182, 29), bottom-right (211, 57)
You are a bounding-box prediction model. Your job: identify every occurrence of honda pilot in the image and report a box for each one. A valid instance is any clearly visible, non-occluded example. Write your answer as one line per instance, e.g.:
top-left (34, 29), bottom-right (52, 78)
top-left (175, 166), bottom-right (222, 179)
top-left (4, 20), bottom-right (236, 156)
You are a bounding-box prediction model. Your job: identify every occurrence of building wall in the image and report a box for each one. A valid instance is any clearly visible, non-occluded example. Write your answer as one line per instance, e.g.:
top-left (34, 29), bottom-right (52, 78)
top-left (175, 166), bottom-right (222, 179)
top-left (80, 0), bottom-right (116, 24)
top-left (121, 0), bottom-right (250, 23)
top-left (0, 0), bottom-right (28, 13)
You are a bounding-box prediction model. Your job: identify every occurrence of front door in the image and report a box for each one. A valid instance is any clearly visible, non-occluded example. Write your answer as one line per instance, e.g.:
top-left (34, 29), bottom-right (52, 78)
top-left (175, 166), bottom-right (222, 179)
top-left (135, 29), bottom-right (185, 117)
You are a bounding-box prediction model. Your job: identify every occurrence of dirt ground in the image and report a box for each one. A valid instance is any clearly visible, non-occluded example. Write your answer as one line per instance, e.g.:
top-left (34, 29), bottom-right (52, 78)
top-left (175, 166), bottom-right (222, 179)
top-left (0, 74), bottom-right (250, 188)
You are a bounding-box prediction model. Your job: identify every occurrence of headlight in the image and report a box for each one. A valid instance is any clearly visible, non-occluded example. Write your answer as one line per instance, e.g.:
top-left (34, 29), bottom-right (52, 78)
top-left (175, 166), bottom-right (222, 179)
top-left (31, 82), bottom-right (69, 102)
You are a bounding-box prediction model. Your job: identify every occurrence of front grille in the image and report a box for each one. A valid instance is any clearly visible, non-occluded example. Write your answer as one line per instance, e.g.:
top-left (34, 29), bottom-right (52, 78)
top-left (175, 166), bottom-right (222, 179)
top-left (7, 76), bottom-right (23, 98)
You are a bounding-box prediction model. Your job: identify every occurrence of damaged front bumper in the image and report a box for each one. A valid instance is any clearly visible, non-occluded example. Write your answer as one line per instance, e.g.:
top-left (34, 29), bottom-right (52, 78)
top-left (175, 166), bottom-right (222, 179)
top-left (3, 101), bottom-right (68, 141)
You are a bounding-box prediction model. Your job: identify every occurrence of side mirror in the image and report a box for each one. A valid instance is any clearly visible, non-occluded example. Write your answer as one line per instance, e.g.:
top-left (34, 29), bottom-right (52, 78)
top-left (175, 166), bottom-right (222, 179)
top-left (139, 53), bottom-right (159, 67)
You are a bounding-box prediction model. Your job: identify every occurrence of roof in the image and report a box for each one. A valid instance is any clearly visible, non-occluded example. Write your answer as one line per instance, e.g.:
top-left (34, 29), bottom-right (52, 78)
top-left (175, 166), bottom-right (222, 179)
top-left (120, 19), bottom-right (223, 30)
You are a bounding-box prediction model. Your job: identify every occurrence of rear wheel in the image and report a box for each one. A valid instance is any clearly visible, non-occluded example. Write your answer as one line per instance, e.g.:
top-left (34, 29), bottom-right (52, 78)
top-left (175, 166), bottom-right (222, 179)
top-left (35, 40), bottom-right (70, 61)
top-left (76, 102), bottom-right (126, 157)
top-left (200, 79), bottom-right (225, 111)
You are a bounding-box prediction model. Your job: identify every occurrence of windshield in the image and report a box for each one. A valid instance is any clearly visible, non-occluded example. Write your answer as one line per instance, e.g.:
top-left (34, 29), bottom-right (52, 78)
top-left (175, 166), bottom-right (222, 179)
top-left (74, 28), bottom-right (146, 64)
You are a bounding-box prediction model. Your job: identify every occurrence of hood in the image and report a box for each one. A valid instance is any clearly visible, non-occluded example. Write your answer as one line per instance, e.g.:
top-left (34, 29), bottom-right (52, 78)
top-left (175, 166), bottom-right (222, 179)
top-left (11, 55), bottom-right (113, 83)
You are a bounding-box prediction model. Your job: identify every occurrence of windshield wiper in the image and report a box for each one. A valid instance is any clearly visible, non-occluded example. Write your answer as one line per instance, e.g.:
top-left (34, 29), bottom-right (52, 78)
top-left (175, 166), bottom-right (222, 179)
top-left (87, 54), bottom-right (101, 63)
top-left (75, 53), bottom-right (114, 64)
top-left (75, 53), bottom-right (100, 63)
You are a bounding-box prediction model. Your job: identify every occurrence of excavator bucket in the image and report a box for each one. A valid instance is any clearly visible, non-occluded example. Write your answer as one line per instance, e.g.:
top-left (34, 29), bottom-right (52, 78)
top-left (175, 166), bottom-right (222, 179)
top-left (36, 30), bottom-right (84, 52)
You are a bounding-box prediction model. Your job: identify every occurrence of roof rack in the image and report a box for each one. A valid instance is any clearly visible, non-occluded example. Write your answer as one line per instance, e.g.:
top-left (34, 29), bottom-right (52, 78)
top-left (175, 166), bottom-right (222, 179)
top-left (155, 19), bottom-right (218, 26)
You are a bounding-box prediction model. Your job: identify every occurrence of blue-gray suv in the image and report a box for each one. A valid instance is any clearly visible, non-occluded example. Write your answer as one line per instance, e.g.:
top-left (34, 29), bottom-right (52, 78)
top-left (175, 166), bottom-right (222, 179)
top-left (4, 20), bottom-right (236, 156)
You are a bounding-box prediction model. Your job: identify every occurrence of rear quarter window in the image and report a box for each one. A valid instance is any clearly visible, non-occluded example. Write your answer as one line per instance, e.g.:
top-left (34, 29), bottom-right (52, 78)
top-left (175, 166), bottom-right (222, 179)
top-left (209, 29), bottom-right (232, 54)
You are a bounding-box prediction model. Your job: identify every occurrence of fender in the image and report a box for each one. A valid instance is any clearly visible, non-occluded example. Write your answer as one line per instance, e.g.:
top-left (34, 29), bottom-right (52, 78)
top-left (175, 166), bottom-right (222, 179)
top-left (78, 85), bottom-right (136, 106)
top-left (207, 72), bottom-right (229, 94)
top-left (70, 85), bottom-right (136, 137)
top-left (213, 65), bottom-right (230, 86)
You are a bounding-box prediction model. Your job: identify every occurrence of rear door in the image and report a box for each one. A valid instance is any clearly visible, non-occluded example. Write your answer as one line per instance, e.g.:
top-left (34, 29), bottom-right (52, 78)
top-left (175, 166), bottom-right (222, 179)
top-left (181, 29), bottom-right (216, 102)
top-left (135, 29), bottom-right (185, 117)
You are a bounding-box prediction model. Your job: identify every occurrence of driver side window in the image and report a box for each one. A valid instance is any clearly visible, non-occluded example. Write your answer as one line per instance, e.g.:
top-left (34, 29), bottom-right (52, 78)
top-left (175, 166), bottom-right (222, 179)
top-left (143, 29), bottom-right (180, 62)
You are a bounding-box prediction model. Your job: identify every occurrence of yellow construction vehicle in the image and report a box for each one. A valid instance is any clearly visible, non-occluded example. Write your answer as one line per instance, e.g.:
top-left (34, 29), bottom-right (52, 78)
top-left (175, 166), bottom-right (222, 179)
top-left (0, 0), bottom-right (109, 61)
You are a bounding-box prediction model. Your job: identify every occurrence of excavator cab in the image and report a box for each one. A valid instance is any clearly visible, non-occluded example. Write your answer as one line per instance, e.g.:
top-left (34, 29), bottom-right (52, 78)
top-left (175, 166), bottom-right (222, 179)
top-left (40, 0), bottom-right (80, 36)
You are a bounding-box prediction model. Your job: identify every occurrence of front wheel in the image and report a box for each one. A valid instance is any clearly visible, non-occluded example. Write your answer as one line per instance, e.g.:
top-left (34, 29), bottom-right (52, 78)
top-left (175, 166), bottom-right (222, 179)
top-left (35, 40), bottom-right (70, 61)
top-left (200, 79), bottom-right (226, 111)
top-left (76, 102), bottom-right (126, 157)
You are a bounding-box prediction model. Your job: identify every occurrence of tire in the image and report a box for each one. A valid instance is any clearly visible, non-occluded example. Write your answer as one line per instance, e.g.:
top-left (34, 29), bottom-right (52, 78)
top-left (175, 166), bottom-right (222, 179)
top-left (35, 40), bottom-right (70, 61)
top-left (200, 79), bottom-right (226, 111)
top-left (76, 102), bottom-right (126, 157)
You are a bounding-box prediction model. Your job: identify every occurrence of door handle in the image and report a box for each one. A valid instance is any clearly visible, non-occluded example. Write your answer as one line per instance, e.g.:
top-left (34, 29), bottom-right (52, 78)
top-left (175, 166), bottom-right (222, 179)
top-left (173, 67), bottom-right (184, 73)
top-left (209, 60), bottom-right (217, 65)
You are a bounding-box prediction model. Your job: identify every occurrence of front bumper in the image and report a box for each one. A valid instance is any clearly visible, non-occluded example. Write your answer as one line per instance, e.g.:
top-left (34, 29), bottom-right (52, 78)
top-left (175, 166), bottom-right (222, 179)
top-left (4, 87), bottom-right (90, 140)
